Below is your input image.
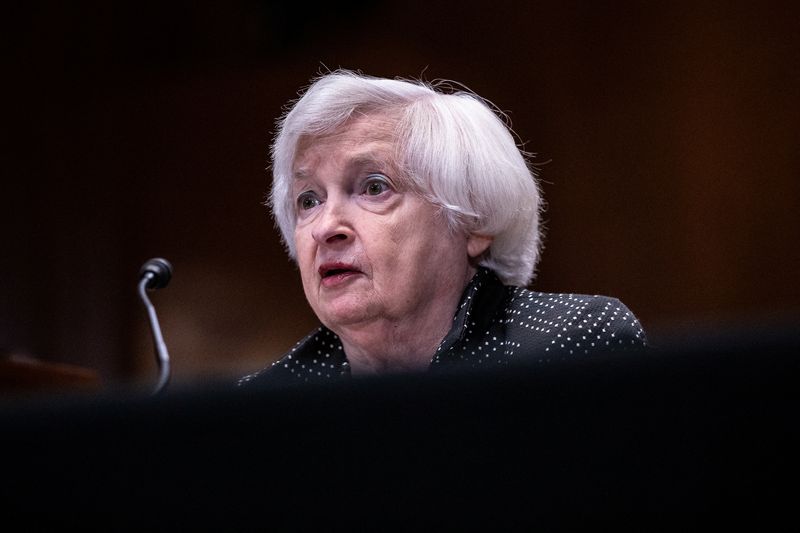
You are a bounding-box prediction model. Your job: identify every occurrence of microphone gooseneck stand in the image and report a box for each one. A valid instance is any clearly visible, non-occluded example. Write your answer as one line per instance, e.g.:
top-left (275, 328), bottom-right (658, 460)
top-left (137, 258), bottom-right (173, 396)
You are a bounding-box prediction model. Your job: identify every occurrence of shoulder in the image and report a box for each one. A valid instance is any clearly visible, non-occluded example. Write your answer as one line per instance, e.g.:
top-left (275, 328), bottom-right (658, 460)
top-left (237, 327), bottom-right (348, 387)
top-left (507, 288), bottom-right (643, 325)
top-left (502, 287), bottom-right (647, 354)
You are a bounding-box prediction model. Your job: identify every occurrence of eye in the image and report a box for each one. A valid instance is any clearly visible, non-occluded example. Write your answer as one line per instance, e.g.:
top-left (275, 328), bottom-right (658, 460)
top-left (297, 191), bottom-right (321, 211)
top-left (362, 175), bottom-right (391, 196)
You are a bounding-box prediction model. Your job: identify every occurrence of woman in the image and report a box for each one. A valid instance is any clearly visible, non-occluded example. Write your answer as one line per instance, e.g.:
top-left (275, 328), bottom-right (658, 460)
top-left (240, 69), bottom-right (646, 385)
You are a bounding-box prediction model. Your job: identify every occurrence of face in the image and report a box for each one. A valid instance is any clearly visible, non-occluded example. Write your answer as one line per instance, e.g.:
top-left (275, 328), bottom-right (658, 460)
top-left (291, 114), bottom-right (478, 334)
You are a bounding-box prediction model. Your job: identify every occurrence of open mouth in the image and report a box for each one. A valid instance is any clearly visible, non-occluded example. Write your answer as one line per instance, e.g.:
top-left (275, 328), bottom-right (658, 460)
top-left (322, 268), bottom-right (351, 278)
top-left (319, 263), bottom-right (361, 284)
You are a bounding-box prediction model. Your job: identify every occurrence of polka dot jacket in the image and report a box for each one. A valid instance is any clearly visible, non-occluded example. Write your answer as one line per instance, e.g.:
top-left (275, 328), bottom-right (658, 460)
top-left (238, 267), bottom-right (647, 387)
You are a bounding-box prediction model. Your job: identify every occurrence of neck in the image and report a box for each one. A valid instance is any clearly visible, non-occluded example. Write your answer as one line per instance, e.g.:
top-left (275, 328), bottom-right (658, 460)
top-left (338, 266), bottom-right (477, 375)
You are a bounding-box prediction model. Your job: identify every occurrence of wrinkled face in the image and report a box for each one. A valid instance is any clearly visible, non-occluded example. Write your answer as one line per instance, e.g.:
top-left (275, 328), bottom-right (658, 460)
top-left (292, 113), bottom-right (473, 333)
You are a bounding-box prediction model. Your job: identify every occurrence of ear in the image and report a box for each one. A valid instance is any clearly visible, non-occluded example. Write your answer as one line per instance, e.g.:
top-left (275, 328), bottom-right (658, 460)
top-left (467, 233), bottom-right (493, 259)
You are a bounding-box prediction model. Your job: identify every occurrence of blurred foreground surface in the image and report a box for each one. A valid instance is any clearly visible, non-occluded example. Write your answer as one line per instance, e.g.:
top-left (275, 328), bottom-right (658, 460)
top-left (3, 327), bottom-right (797, 526)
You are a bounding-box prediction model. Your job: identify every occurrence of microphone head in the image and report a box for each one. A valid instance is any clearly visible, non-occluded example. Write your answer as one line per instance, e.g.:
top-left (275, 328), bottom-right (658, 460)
top-left (139, 257), bottom-right (173, 289)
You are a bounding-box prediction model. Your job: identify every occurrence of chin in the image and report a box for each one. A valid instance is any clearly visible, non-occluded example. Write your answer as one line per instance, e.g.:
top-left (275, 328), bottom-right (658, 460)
top-left (318, 303), bottom-right (374, 330)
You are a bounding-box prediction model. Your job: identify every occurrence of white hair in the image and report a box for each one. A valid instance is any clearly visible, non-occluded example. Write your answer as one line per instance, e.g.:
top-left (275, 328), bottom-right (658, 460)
top-left (269, 69), bottom-right (544, 286)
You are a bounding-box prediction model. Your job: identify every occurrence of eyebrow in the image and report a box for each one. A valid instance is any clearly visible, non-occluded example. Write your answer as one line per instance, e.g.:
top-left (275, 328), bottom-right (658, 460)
top-left (292, 168), bottom-right (312, 181)
top-left (348, 152), bottom-right (393, 172)
top-left (292, 148), bottom-right (395, 181)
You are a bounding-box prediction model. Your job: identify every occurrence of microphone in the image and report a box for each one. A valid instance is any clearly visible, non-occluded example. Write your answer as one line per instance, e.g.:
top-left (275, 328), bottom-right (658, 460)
top-left (137, 258), bottom-right (173, 395)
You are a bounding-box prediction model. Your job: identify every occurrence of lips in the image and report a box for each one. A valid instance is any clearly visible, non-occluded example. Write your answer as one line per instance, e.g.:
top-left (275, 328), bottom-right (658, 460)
top-left (318, 262), bottom-right (363, 287)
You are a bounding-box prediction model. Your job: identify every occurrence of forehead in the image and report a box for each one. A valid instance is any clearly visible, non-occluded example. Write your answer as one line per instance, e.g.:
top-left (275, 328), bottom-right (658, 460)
top-left (294, 113), bottom-right (400, 170)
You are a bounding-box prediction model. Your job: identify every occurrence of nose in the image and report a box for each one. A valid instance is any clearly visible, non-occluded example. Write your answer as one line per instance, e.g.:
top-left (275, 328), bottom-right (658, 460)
top-left (311, 196), bottom-right (354, 247)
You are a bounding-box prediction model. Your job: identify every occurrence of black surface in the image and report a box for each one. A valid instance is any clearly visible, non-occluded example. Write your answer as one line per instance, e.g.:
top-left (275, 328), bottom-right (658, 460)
top-left (2, 333), bottom-right (798, 527)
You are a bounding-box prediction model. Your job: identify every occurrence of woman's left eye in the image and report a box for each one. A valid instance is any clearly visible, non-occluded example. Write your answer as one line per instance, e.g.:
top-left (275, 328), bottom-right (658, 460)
top-left (363, 175), bottom-right (390, 196)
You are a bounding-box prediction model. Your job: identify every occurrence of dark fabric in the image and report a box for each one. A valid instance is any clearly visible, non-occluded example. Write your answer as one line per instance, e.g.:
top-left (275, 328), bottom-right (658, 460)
top-left (238, 268), bottom-right (647, 387)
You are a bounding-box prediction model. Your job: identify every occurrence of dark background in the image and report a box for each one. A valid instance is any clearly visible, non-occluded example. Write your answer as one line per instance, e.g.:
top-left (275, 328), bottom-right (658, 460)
top-left (3, 0), bottom-right (799, 392)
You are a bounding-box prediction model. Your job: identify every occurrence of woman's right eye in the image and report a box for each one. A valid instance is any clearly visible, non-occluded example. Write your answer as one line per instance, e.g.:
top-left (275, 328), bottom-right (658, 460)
top-left (297, 192), bottom-right (320, 211)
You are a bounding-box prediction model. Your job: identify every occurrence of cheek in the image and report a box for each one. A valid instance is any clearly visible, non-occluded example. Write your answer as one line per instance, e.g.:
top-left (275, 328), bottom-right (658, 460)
top-left (398, 207), bottom-right (451, 251)
top-left (294, 230), bottom-right (316, 279)
top-left (367, 216), bottom-right (417, 259)
top-left (373, 207), bottom-right (451, 267)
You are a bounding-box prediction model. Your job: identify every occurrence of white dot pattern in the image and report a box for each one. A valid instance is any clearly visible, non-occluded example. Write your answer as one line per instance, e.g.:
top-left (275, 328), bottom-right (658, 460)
top-left (238, 268), bottom-right (647, 387)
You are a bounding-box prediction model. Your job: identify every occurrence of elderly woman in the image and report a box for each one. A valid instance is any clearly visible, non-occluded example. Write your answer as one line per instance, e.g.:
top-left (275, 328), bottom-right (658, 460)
top-left (240, 69), bottom-right (646, 385)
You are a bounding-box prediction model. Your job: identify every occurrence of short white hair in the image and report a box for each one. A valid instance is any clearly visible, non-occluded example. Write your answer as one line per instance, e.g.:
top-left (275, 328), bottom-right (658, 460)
top-left (269, 69), bottom-right (544, 287)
